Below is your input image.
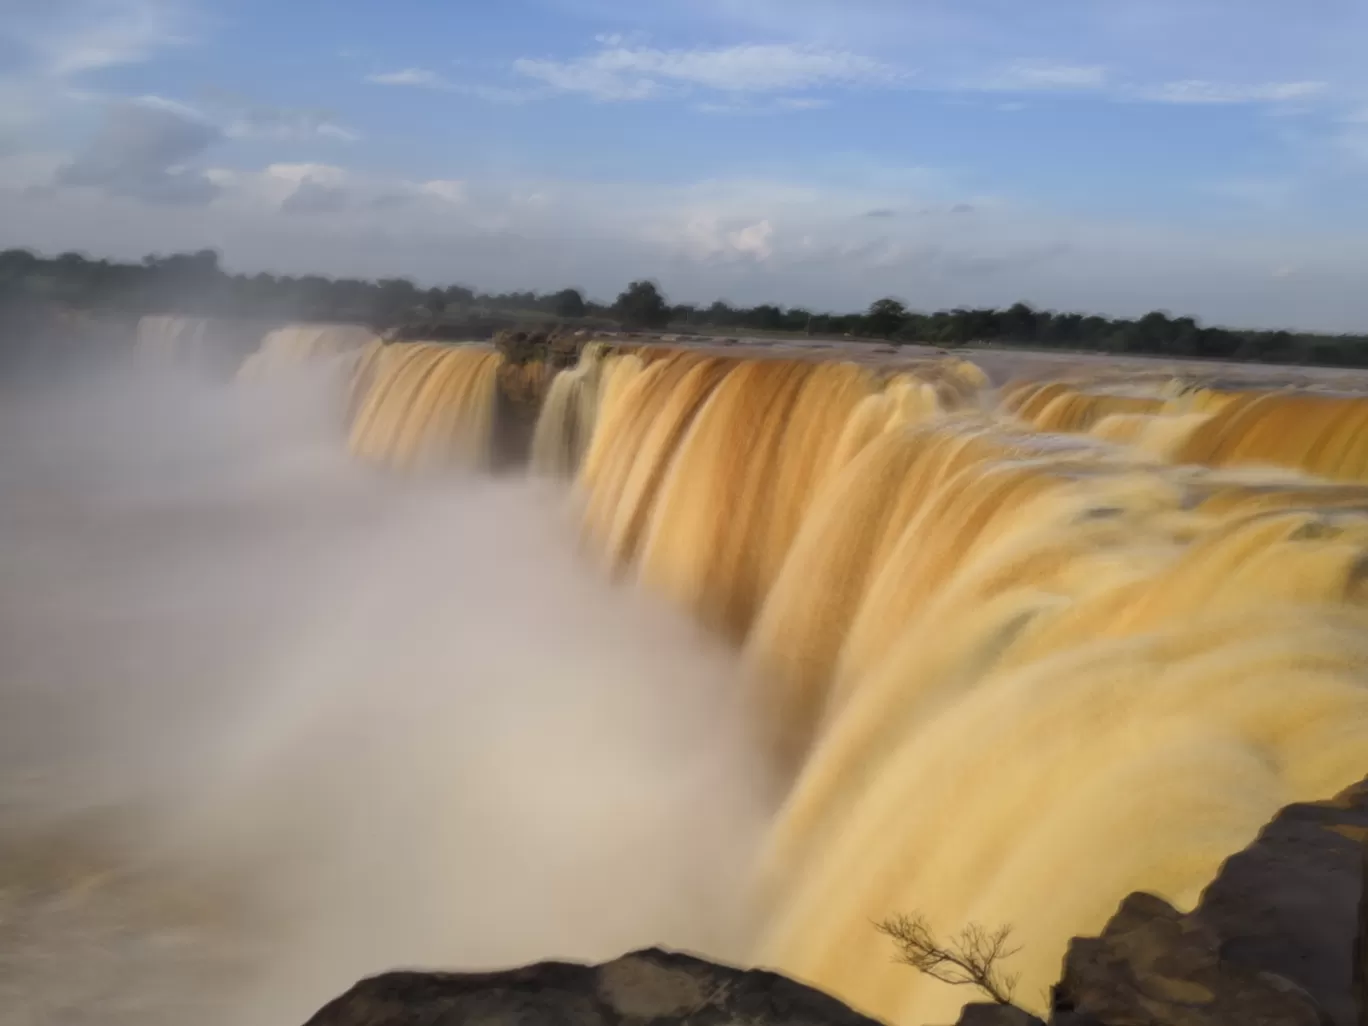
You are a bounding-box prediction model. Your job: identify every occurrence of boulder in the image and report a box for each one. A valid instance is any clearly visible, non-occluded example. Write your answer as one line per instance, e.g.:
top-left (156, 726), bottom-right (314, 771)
top-left (302, 948), bottom-right (886, 1026)
top-left (1050, 892), bottom-right (1328, 1026)
top-left (1050, 775), bottom-right (1367, 1026)
top-left (1196, 777), bottom-right (1368, 1026)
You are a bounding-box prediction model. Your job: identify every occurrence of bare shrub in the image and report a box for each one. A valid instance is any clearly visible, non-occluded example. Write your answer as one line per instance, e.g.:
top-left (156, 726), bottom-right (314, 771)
top-left (876, 913), bottom-right (1021, 1006)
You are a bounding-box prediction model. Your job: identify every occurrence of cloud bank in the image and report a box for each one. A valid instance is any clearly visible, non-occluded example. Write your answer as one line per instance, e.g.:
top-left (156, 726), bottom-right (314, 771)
top-left (5, 0), bottom-right (1368, 333)
top-left (6, 149), bottom-right (1367, 332)
top-left (54, 98), bottom-right (222, 205)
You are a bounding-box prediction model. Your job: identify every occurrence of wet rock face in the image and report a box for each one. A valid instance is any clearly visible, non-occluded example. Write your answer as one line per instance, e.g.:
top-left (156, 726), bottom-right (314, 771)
top-left (1196, 778), bottom-right (1368, 1026)
top-left (1048, 776), bottom-right (1367, 1026)
top-left (1050, 892), bottom-right (1329, 1026)
top-left (302, 948), bottom-right (885, 1026)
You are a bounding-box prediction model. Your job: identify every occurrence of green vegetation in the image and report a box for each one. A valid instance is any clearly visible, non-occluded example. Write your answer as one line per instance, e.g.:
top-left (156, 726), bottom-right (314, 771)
top-left (3, 246), bottom-right (1366, 368)
top-left (614, 280), bottom-right (672, 330)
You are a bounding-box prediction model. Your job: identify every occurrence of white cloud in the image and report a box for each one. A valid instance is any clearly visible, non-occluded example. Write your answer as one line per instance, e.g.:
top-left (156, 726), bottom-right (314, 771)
top-left (593, 32), bottom-right (649, 48)
top-left (498, 40), bottom-right (1336, 119)
top-left (126, 92), bottom-right (203, 120)
top-left (53, 89), bottom-right (361, 148)
top-left (513, 43), bottom-right (904, 101)
top-left (956, 64), bottom-right (1332, 111)
top-left (207, 162), bottom-right (360, 216)
top-left (4, 1), bottom-right (1367, 332)
top-left (0, 0), bottom-right (193, 153)
top-left (665, 213), bottom-right (778, 263)
top-left (365, 68), bottom-right (452, 90)
top-left (5, 0), bottom-right (187, 78)
top-left (422, 180), bottom-right (467, 204)
top-left (1144, 80), bottom-right (1328, 105)
top-left (729, 220), bottom-right (774, 260)
top-left (54, 95), bottom-right (221, 205)
top-left (360, 68), bottom-right (539, 104)
top-left (206, 164), bottom-right (476, 221)
top-left (620, 0), bottom-right (1367, 99)
top-left (512, 55), bottom-right (659, 102)
top-left (980, 62), bottom-right (1108, 92)
top-left (695, 95), bottom-right (834, 115)
top-left (10, 155), bottom-right (1368, 331)
top-left (223, 106), bottom-right (360, 143)
top-left (281, 179), bottom-right (349, 215)
top-left (265, 163), bottom-right (348, 187)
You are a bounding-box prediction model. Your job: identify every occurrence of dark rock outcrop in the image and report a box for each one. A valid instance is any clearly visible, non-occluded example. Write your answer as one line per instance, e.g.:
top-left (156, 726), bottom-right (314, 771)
top-left (1198, 777), bottom-right (1368, 1026)
top-left (1049, 892), bottom-right (1329, 1026)
top-left (1048, 776), bottom-right (1367, 1026)
top-left (303, 947), bottom-right (884, 1026)
top-left (957, 1003), bottom-right (1045, 1026)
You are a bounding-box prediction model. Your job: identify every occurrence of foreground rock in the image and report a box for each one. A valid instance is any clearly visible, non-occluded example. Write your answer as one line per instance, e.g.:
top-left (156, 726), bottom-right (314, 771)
top-left (1048, 892), bottom-right (1328, 1026)
top-left (1047, 775), bottom-right (1367, 1026)
top-left (303, 947), bottom-right (882, 1026)
top-left (305, 778), bottom-right (1366, 1026)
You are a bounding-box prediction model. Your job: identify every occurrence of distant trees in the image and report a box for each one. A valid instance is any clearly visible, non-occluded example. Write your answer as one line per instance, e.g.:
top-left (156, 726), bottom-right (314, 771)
top-left (551, 288), bottom-right (587, 319)
top-left (0, 249), bottom-right (39, 277)
top-left (443, 284), bottom-right (476, 308)
top-left (613, 280), bottom-right (671, 329)
top-left (1, 245), bottom-right (1365, 368)
top-left (1000, 301), bottom-right (1038, 342)
top-left (866, 298), bottom-right (909, 338)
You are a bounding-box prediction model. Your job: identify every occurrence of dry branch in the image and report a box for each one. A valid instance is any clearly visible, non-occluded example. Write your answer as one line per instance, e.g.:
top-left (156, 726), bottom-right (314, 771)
top-left (877, 912), bottom-right (1022, 1006)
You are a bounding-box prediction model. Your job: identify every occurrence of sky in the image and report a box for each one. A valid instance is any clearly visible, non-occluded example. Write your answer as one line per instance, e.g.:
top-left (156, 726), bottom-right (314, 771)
top-left (2, 0), bottom-right (1368, 330)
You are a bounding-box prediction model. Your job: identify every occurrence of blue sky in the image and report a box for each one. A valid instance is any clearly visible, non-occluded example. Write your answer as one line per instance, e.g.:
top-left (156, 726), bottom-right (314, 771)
top-left (2, 0), bottom-right (1368, 329)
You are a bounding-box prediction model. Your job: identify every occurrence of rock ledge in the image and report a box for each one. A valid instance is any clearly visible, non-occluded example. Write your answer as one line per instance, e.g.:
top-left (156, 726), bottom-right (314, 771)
top-left (303, 947), bottom-right (883, 1026)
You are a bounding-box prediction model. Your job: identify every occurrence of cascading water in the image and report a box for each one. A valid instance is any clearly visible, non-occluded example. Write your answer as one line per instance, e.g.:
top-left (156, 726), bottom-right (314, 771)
top-left (236, 324), bottom-right (380, 383)
top-left (4, 326), bottom-right (1368, 1026)
top-left (346, 341), bottom-right (506, 470)
top-left (529, 345), bottom-right (1368, 1023)
top-left (135, 315), bottom-right (276, 378)
top-left (135, 314), bottom-right (216, 364)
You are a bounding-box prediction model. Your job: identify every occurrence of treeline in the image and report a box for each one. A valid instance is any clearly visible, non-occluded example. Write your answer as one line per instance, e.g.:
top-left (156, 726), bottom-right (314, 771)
top-left (0, 247), bottom-right (597, 326)
top-left (665, 296), bottom-right (1368, 367)
top-left (3, 246), bottom-right (1366, 368)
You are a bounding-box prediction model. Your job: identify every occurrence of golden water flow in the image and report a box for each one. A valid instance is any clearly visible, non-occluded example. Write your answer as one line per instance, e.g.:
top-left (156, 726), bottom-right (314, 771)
top-left (250, 336), bottom-right (1368, 1024)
